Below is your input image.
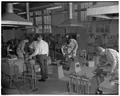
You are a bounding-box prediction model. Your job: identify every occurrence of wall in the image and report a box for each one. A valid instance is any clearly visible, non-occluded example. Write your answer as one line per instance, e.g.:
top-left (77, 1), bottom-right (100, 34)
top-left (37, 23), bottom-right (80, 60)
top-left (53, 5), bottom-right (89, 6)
top-left (3, 29), bottom-right (15, 42)
top-left (2, 29), bottom-right (26, 42)
top-left (51, 11), bottom-right (89, 51)
top-left (52, 12), bottom-right (67, 34)
top-left (110, 20), bottom-right (118, 35)
top-left (76, 28), bottom-right (88, 51)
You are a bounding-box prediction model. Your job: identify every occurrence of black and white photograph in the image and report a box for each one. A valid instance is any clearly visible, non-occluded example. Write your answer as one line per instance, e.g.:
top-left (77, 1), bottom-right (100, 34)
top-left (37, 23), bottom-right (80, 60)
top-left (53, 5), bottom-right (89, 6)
top-left (1, 1), bottom-right (119, 95)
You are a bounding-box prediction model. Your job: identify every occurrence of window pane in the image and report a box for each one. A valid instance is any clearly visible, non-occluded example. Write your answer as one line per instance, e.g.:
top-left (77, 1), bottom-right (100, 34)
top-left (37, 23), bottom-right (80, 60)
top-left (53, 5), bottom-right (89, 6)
top-left (36, 16), bottom-right (42, 25)
top-left (44, 16), bottom-right (51, 24)
top-left (36, 25), bottom-right (42, 33)
top-left (29, 12), bottom-right (33, 16)
top-left (30, 17), bottom-right (33, 22)
top-left (30, 9), bottom-right (52, 33)
top-left (44, 25), bottom-right (52, 33)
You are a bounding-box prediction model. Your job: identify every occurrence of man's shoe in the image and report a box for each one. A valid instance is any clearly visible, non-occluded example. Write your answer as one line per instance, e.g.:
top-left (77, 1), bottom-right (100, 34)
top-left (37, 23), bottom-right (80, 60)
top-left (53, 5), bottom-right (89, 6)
top-left (38, 79), bottom-right (46, 82)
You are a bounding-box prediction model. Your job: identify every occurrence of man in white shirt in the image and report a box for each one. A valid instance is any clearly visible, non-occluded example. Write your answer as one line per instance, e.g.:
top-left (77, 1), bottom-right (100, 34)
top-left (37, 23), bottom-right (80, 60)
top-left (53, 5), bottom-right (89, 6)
top-left (28, 34), bottom-right (49, 81)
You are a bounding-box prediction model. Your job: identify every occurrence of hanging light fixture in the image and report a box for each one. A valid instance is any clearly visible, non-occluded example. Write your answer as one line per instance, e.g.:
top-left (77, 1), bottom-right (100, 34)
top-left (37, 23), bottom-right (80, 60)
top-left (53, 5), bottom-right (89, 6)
top-left (2, 3), bottom-right (33, 26)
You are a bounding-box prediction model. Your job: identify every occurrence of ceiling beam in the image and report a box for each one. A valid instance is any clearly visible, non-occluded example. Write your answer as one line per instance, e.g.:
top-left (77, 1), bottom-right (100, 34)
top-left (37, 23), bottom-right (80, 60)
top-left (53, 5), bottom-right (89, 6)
top-left (26, 3), bottom-right (30, 20)
top-left (92, 15), bottom-right (118, 19)
top-left (12, 3), bottom-right (25, 5)
top-left (87, 5), bottom-right (118, 16)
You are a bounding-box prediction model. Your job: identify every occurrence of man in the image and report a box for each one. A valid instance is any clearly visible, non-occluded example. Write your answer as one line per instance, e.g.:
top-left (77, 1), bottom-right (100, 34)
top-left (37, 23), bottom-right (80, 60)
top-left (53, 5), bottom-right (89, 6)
top-left (97, 47), bottom-right (119, 76)
top-left (66, 35), bottom-right (78, 58)
top-left (96, 46), bottom-right (119, 94)
top-left (17, 39), bottom-right (29, 59)
top-left (28, 34), bottom-right (49, 81)
top-left (29, 34), bottom-right (38, 51)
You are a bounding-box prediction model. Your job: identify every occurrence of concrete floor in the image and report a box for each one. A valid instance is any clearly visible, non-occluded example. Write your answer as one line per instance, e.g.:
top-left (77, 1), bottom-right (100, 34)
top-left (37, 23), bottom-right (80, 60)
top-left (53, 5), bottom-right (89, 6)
top-left (1, 64), bottom-right (98, 95)
top-left (2, 64), bottom-right (68, 94)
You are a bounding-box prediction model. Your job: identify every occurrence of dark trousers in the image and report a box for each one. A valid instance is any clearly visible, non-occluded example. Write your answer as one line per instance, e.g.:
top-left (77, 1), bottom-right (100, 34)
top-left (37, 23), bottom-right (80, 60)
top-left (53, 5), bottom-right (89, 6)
top-left (36, 54), bottom-right (48, 80)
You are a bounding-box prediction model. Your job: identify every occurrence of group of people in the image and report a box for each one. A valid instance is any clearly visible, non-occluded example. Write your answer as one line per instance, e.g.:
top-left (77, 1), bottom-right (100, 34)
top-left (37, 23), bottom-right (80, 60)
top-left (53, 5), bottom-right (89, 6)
top-left (16, 34), bottom-right (79, 82)
top-left (8, 33), bottom-right (118, 86)
top-left (61, 35), bottom-right (119, 94)
top-left (16, 34), bottom-right (49, 82)
top-left (61, 35), bottom-right (119, 83)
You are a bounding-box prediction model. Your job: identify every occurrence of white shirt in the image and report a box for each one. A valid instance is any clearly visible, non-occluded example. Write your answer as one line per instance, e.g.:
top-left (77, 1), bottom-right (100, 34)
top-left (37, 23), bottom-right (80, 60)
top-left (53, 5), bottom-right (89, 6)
top-left (105, 48), bottom-right (119, 73)
top-left (34, 40), bottom-right (49, 56)
top-left (68, 39), bottom-right (78, 57)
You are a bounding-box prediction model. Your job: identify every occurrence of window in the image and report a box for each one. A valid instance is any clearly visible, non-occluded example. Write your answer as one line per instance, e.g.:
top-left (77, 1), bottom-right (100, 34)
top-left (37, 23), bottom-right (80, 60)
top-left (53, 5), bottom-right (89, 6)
top-left (29, 17), bottom-right (33, 22)
top-left (36, 16), bottom-right (42, 25)
top-left (43, 10), bottom-right (52, 33)
top-left (30, 10), bottom-right (52, 33)
top-left (29, 12), bottom-right (33, 16)
top-left (44, 25), bottom-right (52, 33)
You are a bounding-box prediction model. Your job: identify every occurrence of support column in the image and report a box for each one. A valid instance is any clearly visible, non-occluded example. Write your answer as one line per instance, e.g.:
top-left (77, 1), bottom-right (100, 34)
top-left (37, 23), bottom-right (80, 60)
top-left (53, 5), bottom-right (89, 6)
top-left (69, 3), bottom-right (73, 19)
top-left (68, 3), bottom-right (76, 33)
top-left (7, 3), bottom-right (13, 13)
top-left (26, 3), bottom-right (30, 21)
top-left (69, 3), bottom-right (76, 19)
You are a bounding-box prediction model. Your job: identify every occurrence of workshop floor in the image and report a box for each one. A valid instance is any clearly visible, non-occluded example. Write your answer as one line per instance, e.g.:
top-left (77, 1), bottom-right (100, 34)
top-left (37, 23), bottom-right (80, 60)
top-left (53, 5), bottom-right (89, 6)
top-left (2, 64), bottom-right (67, 94)
top-left (1, 64), bottom-right (98, 95)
